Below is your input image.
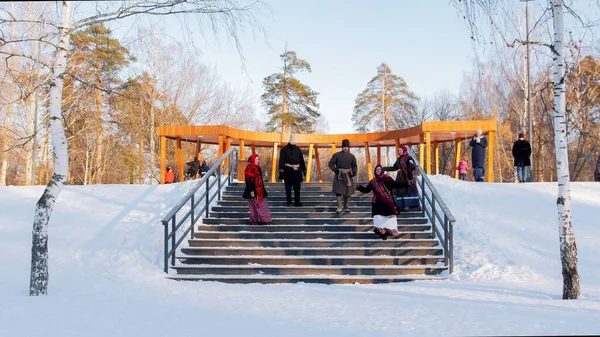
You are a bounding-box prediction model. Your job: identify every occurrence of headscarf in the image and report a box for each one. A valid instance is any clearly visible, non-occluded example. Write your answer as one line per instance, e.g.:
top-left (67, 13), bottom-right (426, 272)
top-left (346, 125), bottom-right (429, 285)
top-left (245, 154), bottom-right (266, 200)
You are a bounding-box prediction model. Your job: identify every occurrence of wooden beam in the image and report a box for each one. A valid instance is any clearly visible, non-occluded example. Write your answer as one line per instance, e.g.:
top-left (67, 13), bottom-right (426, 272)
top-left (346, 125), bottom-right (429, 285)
top-left (434, 141), bottom-right (439, 175)
top-left (487, 131), bottom-right (494, 182)
top-left (314, 146), bottom-right (322, 182)
top-left (376, 143), bottom-right (381, 166)
top-left (454, 140), bottom-right (461, 179)
top-left (160, 136), bottom-right (166, 184)
top-left (271, 142), bottom-right (279, 183)
top-left (176, 137), bottom-right (183, 182)
top-left (306, 144), bottom-right (314, 183)
top-left (425, 131), bottom-right (431, 175)
top-left (364, 142), bottom-right (373, 181)
top-left (238, 139), bottom-right (245, 181)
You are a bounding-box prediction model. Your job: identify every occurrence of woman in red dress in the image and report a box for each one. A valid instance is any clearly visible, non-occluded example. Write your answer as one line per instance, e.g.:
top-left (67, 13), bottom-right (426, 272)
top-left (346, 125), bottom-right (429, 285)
top-left (243, 154), bottom-right (272, 225)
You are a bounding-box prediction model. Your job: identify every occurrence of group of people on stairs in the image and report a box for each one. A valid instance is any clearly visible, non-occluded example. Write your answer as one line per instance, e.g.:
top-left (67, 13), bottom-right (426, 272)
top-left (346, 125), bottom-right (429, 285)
top-left (242, 135), bottom-right (418, 239)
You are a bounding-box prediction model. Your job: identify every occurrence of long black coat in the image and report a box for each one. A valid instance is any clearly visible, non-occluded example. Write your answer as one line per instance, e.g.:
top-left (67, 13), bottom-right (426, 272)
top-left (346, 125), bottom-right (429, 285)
top-left (512, 140), bottom-right (532, 167)
top-left (278, 143), bottom-right (306, 182)
top-left (469, 136), bottom-right (488, 168)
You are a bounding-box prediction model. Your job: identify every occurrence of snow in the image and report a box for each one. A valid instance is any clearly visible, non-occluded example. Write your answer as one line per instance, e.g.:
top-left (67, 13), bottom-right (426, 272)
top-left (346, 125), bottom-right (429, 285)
top-left (2, 176), bottom-right (600, 336)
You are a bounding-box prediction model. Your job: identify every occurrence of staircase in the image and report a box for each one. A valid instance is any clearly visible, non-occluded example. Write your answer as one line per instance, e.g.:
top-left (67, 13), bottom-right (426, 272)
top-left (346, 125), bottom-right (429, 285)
top-left (168, 182), bottom-right (448, 284)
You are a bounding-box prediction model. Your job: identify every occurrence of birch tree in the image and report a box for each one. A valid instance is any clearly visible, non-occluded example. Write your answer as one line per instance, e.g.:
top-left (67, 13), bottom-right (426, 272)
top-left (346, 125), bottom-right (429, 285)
top-left (452, 0), bottom-right (581, 299)
top-left (0, 0), bottom-right (262, 296)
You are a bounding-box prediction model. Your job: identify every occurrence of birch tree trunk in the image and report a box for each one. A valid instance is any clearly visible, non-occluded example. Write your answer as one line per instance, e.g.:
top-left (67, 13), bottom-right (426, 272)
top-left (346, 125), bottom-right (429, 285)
top-left (551, 0), bottom-right (580, 299)
top-left (30, 0), bottom-right (71, 296)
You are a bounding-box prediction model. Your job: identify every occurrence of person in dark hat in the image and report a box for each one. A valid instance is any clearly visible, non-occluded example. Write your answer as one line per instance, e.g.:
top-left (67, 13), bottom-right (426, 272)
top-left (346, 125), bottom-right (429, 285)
top-left (469, 129), bottom-right (488, 182)
top-left (512, 132), bottom-right (531, 183)
top-left (278, 134), bottom-right (306, 206)
top-left (328, 139), bottom-right (358, 215)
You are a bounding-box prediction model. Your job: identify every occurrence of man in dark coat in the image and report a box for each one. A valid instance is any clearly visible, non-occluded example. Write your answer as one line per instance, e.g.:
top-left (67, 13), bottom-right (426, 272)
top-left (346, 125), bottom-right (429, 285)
top-left (186, 157), bottom-right (201, 179)
top-left (278, 134), bottom-right (306, 206)
top-left (199, 160), bottom-right (210, 177)
top-left (469, 129), bottom-right (488, 182)
top-left (512, 132), bottom-right (532, 183)
top-left (328, 139), bottom-right (358, 214)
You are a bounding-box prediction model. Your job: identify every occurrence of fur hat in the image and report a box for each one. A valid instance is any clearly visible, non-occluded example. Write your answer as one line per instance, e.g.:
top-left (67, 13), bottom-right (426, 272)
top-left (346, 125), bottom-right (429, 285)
top-left (476, 129), bottom-right (483, 136)
top-left (289, 134), bottom-right (296, 144)
top-left (341, 139), bottom-right (350, 148)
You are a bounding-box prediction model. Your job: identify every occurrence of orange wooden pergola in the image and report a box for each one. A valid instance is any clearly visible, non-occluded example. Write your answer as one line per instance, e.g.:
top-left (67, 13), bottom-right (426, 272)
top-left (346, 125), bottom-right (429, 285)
top-left (157, 120), bottom-right (497, 184)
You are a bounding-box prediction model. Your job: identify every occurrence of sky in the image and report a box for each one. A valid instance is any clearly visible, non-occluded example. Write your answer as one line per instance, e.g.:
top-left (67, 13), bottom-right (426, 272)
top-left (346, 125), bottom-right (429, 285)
top-left (100, 1), bottom-right (478, 134)
top-left (3, 176), bottom-right (600, 336)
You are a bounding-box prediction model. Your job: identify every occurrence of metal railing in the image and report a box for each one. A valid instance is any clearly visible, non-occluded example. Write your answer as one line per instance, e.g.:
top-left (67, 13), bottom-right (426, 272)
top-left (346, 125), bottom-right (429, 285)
top-left (406, 147), bottom-right (456, 273)
top-left (161, 148), bottom-right (239, 273)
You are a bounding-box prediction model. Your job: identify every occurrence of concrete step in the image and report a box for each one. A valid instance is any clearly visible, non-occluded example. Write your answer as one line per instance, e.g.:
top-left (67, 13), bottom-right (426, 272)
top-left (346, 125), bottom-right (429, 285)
top-left (176, 255), bottom-right (445, 266)
top-left (226, 187), bottom-right (354, 193)
top-left (187, 238), bottom-right (441, 248)
top-left (202, 217), bottom-right (428, 225)
top-left (209, 211), bottom-right (423, 219)
top-left (216, 200), bottom-right (378, 207)
top-left (219, 195), bottom-right (375, 201)
top-left (193, 231), bottom-right (433, 240)
top-left (167, 274), bottom-right (445, 284)
top-left (180, 246), bottom-right (443, 256)
top-left (196, 224), bottom-right (430, 232)
top-left (223, 191), bottom-right (366, 197)
top-left (171, 264), bottom-right (447, 276)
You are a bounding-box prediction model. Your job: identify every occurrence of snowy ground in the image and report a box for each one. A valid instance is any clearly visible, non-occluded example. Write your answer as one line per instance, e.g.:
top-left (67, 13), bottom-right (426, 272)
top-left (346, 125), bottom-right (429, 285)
top-left (2, 176), bottom-right (600, 336)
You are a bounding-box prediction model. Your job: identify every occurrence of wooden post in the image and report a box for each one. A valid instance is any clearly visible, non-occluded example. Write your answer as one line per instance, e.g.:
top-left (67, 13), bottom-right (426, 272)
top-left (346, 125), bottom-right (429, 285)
top-left (196, 140), bottom-right (202, 160)
top-left (251, 144), bottom-right (256, 155)
top-left (271, 142), bottom-right (279, 183)
top-left (454, 140), bottom-right (461, 179)
top-left (364, 142), bottom-right (373, 181)
top-left (217, 135), bottom-right (224, 163)
top-left (224, 136), bottom-right (231, 175)
top-left (425, 131), bottom-right (431, 175)
top-left (176, 137), bottom-right (183, 182)
top-left (238, 139), bottom-right (246, 181)
top-left (306, 144), bottom-right (314, 183)
top-left (160, 136), bottom-right (166, 184)
top-left (434, 141), bottom-right (439, 175)
top-left (315, 146), bottom-right (322, 182)
top-left (395, 139), bottom-right (400, 158)
top-left (377, 144), bottom-right (381, 166)
top-left (487, 131), bottom-right (494, 182)
top-left (331, 143), bottom-right (336, 154)
top-left (419, 134), bottom-right (424, 167)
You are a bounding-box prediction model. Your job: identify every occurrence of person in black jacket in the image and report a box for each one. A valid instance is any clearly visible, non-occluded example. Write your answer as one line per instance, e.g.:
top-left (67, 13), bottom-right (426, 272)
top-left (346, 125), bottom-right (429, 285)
top-left (512, 132), bottom-right (532, 183)
top-left (469, 129), bottom-right (488, 182)
top-left (278, 134), bottom-right (307, 206)
top-left (185, 157), bottom-right (201, 179)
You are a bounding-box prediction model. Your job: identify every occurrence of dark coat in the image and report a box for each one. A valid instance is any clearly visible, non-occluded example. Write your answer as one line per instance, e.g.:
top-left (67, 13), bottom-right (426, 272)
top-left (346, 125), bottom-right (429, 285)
top-left (383, 155), bottom-right (417, 196)
top-left (278, 143), bottom-right (306, 182)
top-left (187, 159), bottom-right (200, 175)
top-left (595, 156), bottom-right (600, 182)
top-left (243, 167), bottom-right (268, 199)
top-left (357, 176), bottom-right (408, 217)
top-left (512, 140), bottom-right (532, 167)
top-left (200, 164), bottom-right (210, 173)
top-left (469, 136), bottom-right (488, 168)
top-left (328, 151), bottom-right (358, 195)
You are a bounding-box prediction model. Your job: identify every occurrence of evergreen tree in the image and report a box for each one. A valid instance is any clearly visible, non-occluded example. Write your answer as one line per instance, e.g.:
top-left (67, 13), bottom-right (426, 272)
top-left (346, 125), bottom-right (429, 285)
top-left (262, 50), bottom-right (320, 133)
top-left (352, 63), bottom-right (418, 133)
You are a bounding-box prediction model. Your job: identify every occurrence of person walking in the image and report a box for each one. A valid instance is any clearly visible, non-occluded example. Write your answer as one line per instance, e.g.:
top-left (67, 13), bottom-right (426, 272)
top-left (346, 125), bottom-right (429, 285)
top-left (456, 158), bottom-right (469, 181)
top-left (243, 153), bottom-right (272, 225)
top-left (328, 139), bottom-right (358, 215)
top-left (278, 134), bottom-right (306, 207)
top-left (383, 145), bottom-right (418, 211)
top-left (357, 165), bottom-right (408, 240)
top-left (595, 155), bottom-right (600, 182)
top-left (512, 132), bottom-right (532, 183)
top-left (469, 129), bottom-right (488, 182)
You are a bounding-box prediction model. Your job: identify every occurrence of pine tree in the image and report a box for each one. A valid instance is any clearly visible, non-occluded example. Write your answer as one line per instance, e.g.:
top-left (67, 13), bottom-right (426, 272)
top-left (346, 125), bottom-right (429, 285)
top-left (262, 50), bottom-right (320, 134)
top-left (352, 63), bottom-right (418, 133)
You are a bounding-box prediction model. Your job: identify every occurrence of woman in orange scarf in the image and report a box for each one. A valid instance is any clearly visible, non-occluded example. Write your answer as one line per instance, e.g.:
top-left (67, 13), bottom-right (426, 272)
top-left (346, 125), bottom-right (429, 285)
top-left (243, 154), bottom-right (272, 225)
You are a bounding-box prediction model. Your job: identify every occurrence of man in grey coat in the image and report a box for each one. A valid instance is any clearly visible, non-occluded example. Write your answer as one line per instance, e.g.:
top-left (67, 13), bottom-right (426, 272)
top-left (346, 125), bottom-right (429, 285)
top-left (328, 139), bottom-right (358, 214)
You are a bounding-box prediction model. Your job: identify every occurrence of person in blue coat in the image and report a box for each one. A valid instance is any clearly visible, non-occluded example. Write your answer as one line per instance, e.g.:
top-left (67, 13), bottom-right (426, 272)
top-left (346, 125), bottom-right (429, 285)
top-left (469, 129), bottom-right (488, 182)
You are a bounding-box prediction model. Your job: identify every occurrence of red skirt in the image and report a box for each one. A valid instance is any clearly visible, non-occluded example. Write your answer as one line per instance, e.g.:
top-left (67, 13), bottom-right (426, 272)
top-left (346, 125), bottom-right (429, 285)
top-left (248, 198), bottom-right (272, 223)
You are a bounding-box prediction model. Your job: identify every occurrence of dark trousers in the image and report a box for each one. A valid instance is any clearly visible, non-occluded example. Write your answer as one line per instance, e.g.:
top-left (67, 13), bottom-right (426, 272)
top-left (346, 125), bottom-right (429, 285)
top-left (284, 179), bottom-right (301, 204)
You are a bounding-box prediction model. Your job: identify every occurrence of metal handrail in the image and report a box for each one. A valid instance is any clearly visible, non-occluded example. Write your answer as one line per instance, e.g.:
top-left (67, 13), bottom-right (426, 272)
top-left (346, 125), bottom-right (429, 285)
top-left (405, 147), bottom-right (456, 273)
top-left (161, 147), bottom-right (239, 273)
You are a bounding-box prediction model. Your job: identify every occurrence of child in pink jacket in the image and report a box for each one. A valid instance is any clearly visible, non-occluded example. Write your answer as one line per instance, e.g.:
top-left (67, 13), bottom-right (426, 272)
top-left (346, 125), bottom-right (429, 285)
top-left (456, 158), bottom-right (469, 181)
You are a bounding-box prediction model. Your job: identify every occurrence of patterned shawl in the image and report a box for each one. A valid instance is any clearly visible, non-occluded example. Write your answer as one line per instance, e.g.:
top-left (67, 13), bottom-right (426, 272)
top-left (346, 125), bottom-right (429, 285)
top-left (245, 154), bottom-right (266, 200)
